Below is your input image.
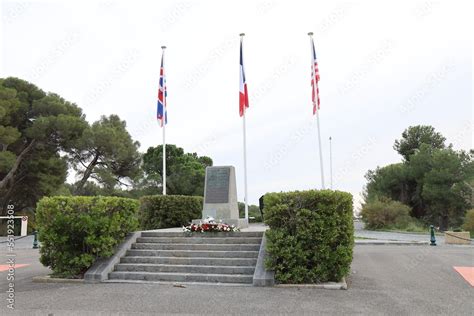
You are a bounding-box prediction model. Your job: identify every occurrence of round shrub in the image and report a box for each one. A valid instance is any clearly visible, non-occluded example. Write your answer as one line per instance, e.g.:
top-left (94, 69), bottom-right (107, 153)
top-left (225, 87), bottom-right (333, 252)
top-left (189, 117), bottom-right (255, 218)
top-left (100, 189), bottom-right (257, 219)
top-left (360, 198), bottom-right (412, 230)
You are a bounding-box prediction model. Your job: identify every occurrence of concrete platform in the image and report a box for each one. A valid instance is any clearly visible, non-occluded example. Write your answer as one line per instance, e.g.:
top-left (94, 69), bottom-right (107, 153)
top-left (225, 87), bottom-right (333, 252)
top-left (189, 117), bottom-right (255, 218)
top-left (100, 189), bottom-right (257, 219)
top-left (149, 222), bottom-right (268, 233)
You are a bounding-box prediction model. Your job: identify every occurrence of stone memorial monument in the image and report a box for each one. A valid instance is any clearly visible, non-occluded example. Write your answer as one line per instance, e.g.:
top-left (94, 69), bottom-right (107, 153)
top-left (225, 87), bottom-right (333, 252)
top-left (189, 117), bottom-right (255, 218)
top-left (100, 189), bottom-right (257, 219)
top-left (193, 166), bottom-right (248, 228)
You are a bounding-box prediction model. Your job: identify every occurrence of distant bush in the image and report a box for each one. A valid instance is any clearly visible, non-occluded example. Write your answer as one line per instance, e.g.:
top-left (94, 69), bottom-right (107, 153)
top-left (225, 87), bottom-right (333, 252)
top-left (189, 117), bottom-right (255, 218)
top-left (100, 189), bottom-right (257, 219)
top-left (139, 195), bottom-right (203, 230)
top-left (360, 198), bottom-right (413, 230)
top-left (401, 219), bottom-right (427, 233)
top-left (238, 202), bottom-right (262, 222)
top-left (36, 196), bottom-right (139, 278)
top-left (462, 209), bottom-right (474, 237)
top-left (264, 190), bottom-right (354, 284)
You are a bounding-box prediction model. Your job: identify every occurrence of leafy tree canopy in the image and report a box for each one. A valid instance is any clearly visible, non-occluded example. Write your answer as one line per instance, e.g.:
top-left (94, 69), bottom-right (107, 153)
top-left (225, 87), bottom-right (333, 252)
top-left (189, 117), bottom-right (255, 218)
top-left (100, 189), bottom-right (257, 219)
top-left (0, 77), bottom-right (87, 213)
top-left (142, 144), bottom-right (213, 196)
top-left (69, 114), bottom-right (141, 194)
top-left (365, 125), bottom-right (473, 230)
top-left (393, 125), bottom-right (446, 161)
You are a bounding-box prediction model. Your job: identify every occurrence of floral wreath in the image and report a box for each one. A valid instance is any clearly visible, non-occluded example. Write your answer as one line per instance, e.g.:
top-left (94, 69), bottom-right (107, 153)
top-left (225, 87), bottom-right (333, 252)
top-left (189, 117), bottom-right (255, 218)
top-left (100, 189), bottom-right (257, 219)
top-left (183, 216), bottom-right (239, 233)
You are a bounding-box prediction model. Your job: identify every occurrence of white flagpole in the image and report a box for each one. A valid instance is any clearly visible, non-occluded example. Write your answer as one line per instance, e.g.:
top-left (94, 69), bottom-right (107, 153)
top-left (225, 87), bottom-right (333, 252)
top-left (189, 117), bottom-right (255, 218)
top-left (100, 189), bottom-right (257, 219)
top-left (316, 111), bottom-right (325, 189)
top-left (243, 111), bottom-right (249, 219)
top-left (329, 136), bottom-right (333, 189)
top-left (308, 32), bottom-right (325, 190)
top-left (161, 45), bottom-right (167, 195)
top-left (240, 33), bottom-right (249, 220)
top-left (163, 118), bottom-right (166, 195)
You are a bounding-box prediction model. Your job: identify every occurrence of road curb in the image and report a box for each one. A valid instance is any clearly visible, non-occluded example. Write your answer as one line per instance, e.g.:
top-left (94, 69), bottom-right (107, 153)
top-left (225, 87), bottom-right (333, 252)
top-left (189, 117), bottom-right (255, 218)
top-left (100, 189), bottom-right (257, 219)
top-left (355, 240), bottom-right (429, 245)
top-left (32, 275), bottom-right (84, 284)
top-left (103, 279), bottom-right (253, 287)
top-left (274, 277), bottom-right (347, 290)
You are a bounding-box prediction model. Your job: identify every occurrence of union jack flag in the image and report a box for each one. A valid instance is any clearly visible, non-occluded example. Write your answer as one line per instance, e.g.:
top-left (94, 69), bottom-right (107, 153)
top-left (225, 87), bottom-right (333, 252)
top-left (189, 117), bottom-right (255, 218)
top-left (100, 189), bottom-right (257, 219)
top-left (157, 50), bottom-right (167, 126)
top-left (310, 37), bottom-right (320, 115)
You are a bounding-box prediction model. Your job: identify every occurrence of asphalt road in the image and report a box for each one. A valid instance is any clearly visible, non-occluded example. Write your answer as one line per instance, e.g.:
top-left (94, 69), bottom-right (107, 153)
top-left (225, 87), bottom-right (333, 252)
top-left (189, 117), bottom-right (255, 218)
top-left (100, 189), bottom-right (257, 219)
top-left (0, 245), bottom-right (472, 315)
top-left (0, 235), bottom-right (37, 250)
top-left (355, 228), bottom-right (445, 243)
top-left (353, 221), bottom-right (474, 245)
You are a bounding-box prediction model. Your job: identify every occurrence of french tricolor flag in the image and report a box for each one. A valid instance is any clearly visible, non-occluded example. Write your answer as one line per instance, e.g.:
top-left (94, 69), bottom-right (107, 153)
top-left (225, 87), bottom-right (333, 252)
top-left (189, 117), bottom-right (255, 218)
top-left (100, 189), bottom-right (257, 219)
top-left (239, 37), bottom-right (249, 117)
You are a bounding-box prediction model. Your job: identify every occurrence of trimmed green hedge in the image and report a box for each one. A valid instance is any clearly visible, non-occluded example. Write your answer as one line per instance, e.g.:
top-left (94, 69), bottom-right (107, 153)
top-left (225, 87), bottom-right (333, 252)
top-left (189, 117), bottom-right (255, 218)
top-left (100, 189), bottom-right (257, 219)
top-left (36, 196), bottom-right (139, 278)
top-left (264, 190), bottom-right (354, 283)
top-left (139, 195), bottom-right (203, 230)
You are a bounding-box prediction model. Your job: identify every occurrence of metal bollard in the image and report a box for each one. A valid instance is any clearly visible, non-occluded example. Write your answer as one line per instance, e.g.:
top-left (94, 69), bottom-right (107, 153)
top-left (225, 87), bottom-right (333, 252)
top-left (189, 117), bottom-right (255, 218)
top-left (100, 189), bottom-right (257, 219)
top-left (430, 225), bottom-right (437, 246)
top-left (33, 231), bottom-right (39, 249)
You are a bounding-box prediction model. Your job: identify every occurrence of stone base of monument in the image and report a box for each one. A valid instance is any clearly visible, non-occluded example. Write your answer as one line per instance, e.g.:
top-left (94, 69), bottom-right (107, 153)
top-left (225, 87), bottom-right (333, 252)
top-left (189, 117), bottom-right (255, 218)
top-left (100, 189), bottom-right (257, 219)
top-left (191, 218), bottom-right (249, 229)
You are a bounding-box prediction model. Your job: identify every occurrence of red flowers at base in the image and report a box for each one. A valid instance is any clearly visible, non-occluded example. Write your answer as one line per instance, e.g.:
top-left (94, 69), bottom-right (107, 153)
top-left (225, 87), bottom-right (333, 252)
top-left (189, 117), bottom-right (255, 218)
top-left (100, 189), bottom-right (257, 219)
top-left (183, 222), bottom-right (238, 233)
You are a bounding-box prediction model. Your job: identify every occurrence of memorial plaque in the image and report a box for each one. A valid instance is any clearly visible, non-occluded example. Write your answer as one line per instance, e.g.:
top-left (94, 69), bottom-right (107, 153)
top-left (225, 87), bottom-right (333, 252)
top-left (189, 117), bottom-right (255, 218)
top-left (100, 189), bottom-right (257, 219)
top-left (205, 167), bottom-right (230, 203)
top-left (195, 165), bottom-right (248, 228)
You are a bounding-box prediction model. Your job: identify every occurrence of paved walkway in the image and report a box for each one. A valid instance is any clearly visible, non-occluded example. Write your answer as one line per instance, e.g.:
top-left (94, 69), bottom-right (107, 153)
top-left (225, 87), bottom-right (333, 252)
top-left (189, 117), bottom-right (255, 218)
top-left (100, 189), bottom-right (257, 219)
top-left (0, 235), bottom-right (36, 250)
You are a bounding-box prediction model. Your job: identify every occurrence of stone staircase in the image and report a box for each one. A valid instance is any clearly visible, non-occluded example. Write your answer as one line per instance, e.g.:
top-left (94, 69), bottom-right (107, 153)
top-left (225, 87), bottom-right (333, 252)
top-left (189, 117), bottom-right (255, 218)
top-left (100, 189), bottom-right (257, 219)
top-left (108, 231), bottom-right (263, 284)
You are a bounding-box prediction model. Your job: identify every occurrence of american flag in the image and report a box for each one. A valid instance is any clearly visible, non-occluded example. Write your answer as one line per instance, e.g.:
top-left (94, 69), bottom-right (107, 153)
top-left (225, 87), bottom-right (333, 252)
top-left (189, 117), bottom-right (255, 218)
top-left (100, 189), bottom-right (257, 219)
top-left (157, 50), bottom-right (167, 126)
top-left (239, 37), bottom-right (249, 117)
top-left (310, 37), bottom-right (320, 115)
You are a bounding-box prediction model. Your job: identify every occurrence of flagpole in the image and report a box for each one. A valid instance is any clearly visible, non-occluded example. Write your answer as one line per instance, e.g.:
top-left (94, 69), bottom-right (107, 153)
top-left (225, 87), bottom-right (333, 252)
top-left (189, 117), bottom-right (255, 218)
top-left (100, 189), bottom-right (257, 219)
top-left (316, 111), bottom-right (325, 189)
top-left (243, 110), bottom-right (249, 220)
top-left (329, 136), bottom-right (333, 189)
top-left (163, 116), bottom-right (166, 195)
top-left (240, 33), bottom-right (249, 220)
top-left (308, 32), bottom-right (325, 190)
top-left (161, 45), bottom-right (167, 196)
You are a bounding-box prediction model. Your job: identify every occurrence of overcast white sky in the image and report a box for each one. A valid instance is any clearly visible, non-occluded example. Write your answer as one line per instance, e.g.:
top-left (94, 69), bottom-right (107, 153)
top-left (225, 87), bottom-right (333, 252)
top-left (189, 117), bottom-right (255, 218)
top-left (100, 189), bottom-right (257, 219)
top-left (1, 0), bottom-right (472, 209)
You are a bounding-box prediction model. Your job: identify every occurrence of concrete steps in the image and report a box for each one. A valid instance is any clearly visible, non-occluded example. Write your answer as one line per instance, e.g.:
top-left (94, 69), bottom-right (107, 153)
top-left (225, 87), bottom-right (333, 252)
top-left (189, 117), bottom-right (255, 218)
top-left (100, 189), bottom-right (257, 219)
top-left (126, 249), bottom-right (259, 258)
top-left (109, 231), bottom-right (263, 284)
top-left (115, 263), bottom-right (256, 274)
top-left (109, 271), bottom-right (254, 284)
top-left (120, 256), bottom-right (258, 266)
top-left (131, 243), bottom-right (260, 251)
top-left (136, 237), bottom-right (262, 244)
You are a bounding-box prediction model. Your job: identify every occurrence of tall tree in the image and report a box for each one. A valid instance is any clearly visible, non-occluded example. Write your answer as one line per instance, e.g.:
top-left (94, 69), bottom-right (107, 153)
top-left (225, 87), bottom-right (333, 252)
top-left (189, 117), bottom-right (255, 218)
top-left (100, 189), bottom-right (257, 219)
top-left (364, 163), bottom-right (410, 205)
top-left (142, 144), bottom-right (213, 196)
top-left (365, 126), bottom-right (473, 229)
top-left (4, 149), bottom-right (68, 211)
top-left (0, 77), bottom-right (87, 213)
top-left (420, 148), bottom-right (473, 229)
top-left (393, 125), bottom-right (446, 161)
top-left (69, 115), bottom-right (141, 194)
